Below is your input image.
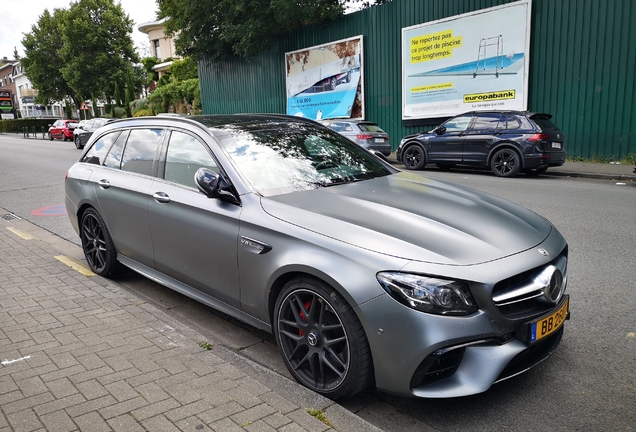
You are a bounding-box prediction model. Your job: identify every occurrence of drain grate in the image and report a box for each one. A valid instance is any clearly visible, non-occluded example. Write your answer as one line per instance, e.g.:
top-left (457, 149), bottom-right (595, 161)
top-left (1, 213), bottom-right (21, 221)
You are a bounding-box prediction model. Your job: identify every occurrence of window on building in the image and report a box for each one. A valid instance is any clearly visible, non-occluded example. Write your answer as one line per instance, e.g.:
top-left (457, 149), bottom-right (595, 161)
top-left (153, 40), bottom-right (161, 59)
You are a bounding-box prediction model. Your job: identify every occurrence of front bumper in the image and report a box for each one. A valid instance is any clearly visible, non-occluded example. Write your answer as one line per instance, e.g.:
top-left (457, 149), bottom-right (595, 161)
top-left (355, 231), bottom-right (569, 398)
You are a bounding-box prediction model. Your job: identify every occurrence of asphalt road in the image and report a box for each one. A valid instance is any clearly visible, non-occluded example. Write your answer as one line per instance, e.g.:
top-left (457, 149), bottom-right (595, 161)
top-left (1, 134), bottom-right (634, 431)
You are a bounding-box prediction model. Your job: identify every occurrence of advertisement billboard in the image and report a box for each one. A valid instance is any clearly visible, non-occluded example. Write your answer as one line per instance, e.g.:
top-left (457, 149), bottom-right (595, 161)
top-left (285, 36), bottom-right (364, 120)
top-left (402, 0), bottom-right (531, 120)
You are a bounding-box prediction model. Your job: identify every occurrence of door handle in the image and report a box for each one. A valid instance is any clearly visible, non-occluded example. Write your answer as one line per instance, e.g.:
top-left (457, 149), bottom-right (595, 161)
top-left (153, 192), bottom-right (170, 203)
top-left (97, 179), bottom-right (110, 189)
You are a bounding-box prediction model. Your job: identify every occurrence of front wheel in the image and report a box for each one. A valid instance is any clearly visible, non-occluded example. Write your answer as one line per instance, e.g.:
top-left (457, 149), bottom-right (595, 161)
top-left (80, 208), bottom-right (123, 277)
top-left (74, 135), bottom-right (83, 149)
top-left (490, 148), bottom-right (521, 177)
top-left (48, 133), bottom-right (53, 141)
top-left (274, 277), bottom-right (373, 400)
top-left (403, 145), bottom-right (426, 170)
top-left (63, 134), bottom-right (68, 142)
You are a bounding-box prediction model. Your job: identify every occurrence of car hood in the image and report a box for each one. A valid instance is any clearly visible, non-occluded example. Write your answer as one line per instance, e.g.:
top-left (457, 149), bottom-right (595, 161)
top-left (261, 172), bottom-right (552, 265)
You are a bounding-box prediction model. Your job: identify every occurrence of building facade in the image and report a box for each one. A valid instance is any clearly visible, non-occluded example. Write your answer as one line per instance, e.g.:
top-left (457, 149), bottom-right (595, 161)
top-left (138, 18), bottom-right (179, 79)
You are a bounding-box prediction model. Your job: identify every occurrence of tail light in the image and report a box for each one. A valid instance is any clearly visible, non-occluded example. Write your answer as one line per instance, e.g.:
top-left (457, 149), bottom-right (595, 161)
top-left (528, 133), bottom-right (550, 142)
top-left (357, 134), bottom-right (374, 140)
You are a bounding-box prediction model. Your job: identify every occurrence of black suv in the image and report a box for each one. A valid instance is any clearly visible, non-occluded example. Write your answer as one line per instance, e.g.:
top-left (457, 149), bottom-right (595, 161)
top-left (397, 111), bottom-right (566, 177)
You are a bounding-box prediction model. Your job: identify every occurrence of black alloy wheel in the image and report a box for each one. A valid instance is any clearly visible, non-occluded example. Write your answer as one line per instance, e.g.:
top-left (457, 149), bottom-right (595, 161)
top-left (80, 208), bottom-right (122, 277)
top-left (403, 144), bottom-right (426, 170)
top-left (74, 135), bottom-right (83, 149)
top-left (63, 134), bottom-right (68, 142)
top-left (48, 133), bottom-right (53, 141)
top-left (274, 278), bottom-right (373, 400)
top-left (491, 148), bottom-right (521, 177)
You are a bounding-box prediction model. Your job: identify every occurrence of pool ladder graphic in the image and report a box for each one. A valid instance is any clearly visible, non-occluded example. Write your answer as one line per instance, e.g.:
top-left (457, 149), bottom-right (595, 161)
top-left (474, 35), bottom-right (504, 78)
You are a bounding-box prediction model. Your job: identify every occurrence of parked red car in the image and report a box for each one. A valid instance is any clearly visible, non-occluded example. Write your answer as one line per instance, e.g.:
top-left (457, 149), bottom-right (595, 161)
top-left (48, 120), bottom-right (79, 141)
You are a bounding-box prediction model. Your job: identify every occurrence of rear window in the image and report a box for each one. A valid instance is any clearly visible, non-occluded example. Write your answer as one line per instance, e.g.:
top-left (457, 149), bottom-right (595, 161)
top-left (531, 117), bottom-right (559, 131)
top-left (358, 123), bottom-right (385, 133)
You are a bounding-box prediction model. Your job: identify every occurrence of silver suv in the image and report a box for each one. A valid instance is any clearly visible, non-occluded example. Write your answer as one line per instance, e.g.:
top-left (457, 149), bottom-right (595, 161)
top-left (320, 119), bottom-right (391, 156)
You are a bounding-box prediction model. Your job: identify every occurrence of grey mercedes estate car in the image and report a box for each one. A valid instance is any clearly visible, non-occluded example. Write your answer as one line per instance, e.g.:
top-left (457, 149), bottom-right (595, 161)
top-left (65, 114), bottom-right (570, 399)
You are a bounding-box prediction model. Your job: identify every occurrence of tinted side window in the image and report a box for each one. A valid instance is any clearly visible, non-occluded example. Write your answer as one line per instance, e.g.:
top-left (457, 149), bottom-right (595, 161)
top-left (443, 115), bottom-right (472, 132)
top-left (121, 129), bottom-right (163, 176)
top-left (103, 130), bottom-right (130, 169)
top-left (81, 131), bottom-right (121, 165)
top-left (163, 131), bottom-right (218, 189)
top-left (505, 115), bottom-right (522, 130)
top-left (470, 114), bottom-right (505, 132)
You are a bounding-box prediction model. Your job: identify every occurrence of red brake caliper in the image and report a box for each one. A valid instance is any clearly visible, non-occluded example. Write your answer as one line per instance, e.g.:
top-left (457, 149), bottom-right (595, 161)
top-left (298, 299), bottom-right (312, 336)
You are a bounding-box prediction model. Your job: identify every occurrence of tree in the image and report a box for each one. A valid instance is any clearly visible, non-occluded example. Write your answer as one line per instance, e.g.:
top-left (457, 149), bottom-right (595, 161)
top-left (125, 66), bottom-right (135, 117)
top-left (60, 0), bottom-right (138, 102)
top-left (21, 8), bottom-right (81, 107)
top-left (157, 0), bottom-right (391, 62)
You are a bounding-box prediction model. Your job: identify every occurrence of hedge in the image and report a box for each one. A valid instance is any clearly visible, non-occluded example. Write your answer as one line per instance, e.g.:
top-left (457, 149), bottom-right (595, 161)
top-left (0, 119), bottom-right (56, 134)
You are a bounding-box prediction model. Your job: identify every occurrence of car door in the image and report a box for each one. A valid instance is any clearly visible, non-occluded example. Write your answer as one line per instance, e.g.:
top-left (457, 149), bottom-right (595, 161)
top-left (147, 129), bottom-right (242, 308)
top-left (462, 113), bottom-right (505, 164)
top-left (90, 128), bottom-right (162, 269)
top-left (426, 114), bottom-right (473, 162)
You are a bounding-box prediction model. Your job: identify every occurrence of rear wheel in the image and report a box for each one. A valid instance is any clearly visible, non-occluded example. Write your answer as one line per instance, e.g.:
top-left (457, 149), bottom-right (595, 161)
top-left (48, 133), bottom-right (53, 141)
top-left (490, 148), bottom-right (521, 177)
top-left (80, 208), bottom-right (123, 277)
top-left (274, 277), bottom-right (373, 400)
top-left (74, 135), bottom-right (83, 149)
top-left (403, 145), bottom-right (426, 170)
top-left (63, 134), bottom-right (68, 142)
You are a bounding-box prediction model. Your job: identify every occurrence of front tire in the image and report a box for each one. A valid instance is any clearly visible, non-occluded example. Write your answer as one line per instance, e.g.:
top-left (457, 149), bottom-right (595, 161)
top-left (490, 148), bottom-right (521, 177)
top-left (74, 135), bottom-right (83, 149)
top-left (80, 208), bottom-right (123, 277)
top-left (403, 144), bottom-right (426, 170)
top-left (274, 277), bottom-right (373, 400)
top-left (63, 134), bottom-right (68, 142)
top-left (48, 133), bottom-right (53, 141)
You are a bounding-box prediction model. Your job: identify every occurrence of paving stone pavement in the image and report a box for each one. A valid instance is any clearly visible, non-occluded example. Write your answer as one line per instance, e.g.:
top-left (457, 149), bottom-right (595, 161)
top-left (0, 220), bottom-right (380, 432)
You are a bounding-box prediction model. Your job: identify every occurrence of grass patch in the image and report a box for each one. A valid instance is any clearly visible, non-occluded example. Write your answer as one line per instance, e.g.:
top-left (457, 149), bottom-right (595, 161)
top-left (306, 408), bottom-right (333, 428)
top-left (567, 153), bottom-right (636, 164)
top-left (198, 341), bottom-right (213, 350)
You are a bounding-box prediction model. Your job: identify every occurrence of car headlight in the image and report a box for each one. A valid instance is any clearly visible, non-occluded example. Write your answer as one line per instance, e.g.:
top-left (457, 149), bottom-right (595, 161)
top-left (377, 272), bottom-right (477, 316)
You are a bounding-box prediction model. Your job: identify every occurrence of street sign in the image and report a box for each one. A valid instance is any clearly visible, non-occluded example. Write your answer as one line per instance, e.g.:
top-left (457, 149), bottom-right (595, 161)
top-left (80, 102), bottom-right (89, 110)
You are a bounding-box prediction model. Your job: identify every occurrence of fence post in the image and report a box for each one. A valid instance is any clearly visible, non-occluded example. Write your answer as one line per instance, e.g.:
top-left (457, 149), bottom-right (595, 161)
top-left (23, 127), bottom-right (27, 138)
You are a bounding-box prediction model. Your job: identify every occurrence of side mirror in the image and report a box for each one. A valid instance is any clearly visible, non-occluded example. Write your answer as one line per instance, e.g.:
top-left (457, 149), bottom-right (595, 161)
top-left (435, 126), bottom-right (446, 135)
top-left (195, 168), bottom-right (240, 204)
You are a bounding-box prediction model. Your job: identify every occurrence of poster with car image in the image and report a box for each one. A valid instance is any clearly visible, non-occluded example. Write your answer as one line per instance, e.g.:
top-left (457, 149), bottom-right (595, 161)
top-left (285, 36), bottom-right (364, 120)
top-left (402, 0), bottom-right (531, 120)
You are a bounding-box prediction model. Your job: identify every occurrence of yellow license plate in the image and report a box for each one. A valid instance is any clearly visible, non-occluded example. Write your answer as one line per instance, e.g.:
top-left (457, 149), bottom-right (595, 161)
top-left (529, 296), bottom-right (569, 343)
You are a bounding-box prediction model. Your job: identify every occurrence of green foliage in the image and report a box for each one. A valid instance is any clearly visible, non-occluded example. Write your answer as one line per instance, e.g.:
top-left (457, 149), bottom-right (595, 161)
top-left (21, 0), bottom-right (138, 109)
top-left (157, 0), bottom-right (343, 61)
top-left (112, 107), bottom-right (128, 118)
top-left (142, 57), bottom-right (161, 84)
top-left (60, 0), bottom-right (138, 101)
top-left (148, 78), bottom-right (200, 114)
top-left (21, 8), bottom-right (79, 106)
top-left (125, 67), bottom-right (135, 117)
top-left (133, 108), bottom-right (154, 117)
top-left (0, 119), bottom-right (53, 133)
top-left (113, 82), bottom-right (121, 107)
top-left (169, 57), bottom-right (198, 81)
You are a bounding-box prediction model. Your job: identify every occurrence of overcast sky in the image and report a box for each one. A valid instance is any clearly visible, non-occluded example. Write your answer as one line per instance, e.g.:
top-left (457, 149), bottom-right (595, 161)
top-left (0, 0), bottom-right (160, 60)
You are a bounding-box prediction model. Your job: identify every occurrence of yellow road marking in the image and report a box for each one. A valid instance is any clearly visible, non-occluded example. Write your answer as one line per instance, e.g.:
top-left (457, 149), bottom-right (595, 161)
top-left (54, 255), bottom-right (95, 277)
top-left (6, 227), bottom-right (39, 240)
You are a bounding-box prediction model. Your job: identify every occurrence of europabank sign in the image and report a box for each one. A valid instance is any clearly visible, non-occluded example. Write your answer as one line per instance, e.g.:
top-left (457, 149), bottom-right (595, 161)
top-left (401, 0), bottom-right (531, 120)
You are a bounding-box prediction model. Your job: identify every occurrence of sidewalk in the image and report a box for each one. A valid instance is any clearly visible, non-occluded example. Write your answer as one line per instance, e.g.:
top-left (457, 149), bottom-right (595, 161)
top-left (385, 153), bottom-right (636, 181)
top-left (0, 214), bottom-right (380, 432)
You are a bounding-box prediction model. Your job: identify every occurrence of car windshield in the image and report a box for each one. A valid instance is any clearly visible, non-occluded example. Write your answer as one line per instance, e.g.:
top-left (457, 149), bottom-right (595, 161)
top-left (210, 120), bottom-right (393, 196)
